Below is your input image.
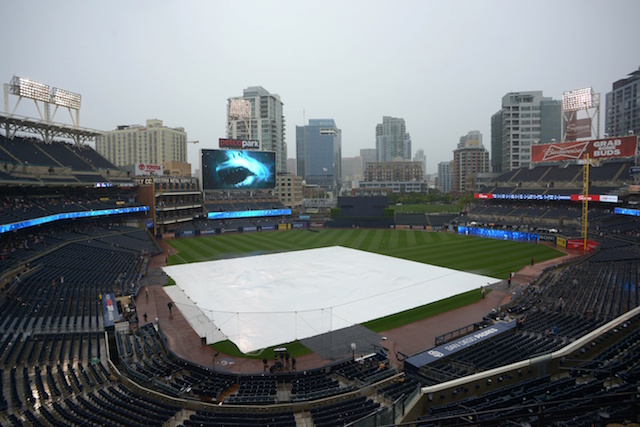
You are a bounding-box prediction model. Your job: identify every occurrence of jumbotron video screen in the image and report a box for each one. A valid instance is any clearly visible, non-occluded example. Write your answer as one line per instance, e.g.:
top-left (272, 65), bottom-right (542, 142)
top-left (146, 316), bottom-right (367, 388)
top-left (201, 149), bottom-right (276, 190)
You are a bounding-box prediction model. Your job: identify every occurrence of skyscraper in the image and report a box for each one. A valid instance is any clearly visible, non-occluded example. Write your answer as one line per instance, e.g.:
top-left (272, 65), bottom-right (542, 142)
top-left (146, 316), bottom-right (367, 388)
top-left (227, 86), bottom-right (287, 174)
top-left (360, 148), bottom-right (377, 175)
top-left (287, 158), bottom-right (297, 176)
top-left (606, 67), bottom-right (640, 137)
top-left (413, 148), bottom-right (426, 178)
top-left (375, 116), bottom-right (411, 162)
top-left (490, 111), bottom-right (503, 173)
top-left (296, 119), bottom-right (342, 193)
top-left (452, 131), bottom-right (489, 193)
top-left (493, 91), bottom-right (561, 171)
top-left (438, 161), bottom-right (453, 194)
top-left (341, 156), bottom-right (363, 182)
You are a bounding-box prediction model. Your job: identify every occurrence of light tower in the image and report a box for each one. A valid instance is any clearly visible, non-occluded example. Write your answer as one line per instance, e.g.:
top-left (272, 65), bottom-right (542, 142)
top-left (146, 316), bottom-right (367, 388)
top-left (562, 87), bottom-right (600, 142)
top-left (226, 98), bottom-right (252, 139)
top-left (3, 76), bottom-right (83, 143)
top-left (4, 76), bottom-right (82, 133)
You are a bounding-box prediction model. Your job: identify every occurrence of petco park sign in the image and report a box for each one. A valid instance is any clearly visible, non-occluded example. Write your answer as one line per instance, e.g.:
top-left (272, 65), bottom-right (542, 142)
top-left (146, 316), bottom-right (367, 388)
top-left (531, 135), bottom-right (637, 163)
top-left (219, 138), bottom-right (261, 150)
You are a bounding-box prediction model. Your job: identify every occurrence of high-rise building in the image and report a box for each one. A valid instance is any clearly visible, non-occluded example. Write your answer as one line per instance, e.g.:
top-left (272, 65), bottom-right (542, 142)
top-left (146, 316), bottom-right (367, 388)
top-left (606, 67), bottom-right (640, 137)
top-left (452, 131), bottom-right (489, 193)
top-left (95, 119), bottom-right (187, 167)
top-left (413, 148), bottom-right (426, 178)
top-left (360, 148), bottom-right (377, 175)
top-left (437, 161), bottom-right (453, 194)
top-left (296, 119), bottom-right (342, 192)
top-left (287, 158), bottom-right (297, 176)
top-left (375, 116), bottom-right (411, 162)
top-left (493, 91), bottom-right (561, 171)
top-left (490, 111), bottom-right (503, 173)
top-left (341, 156), bottom-right (363, 182)
top-left (227, 86), bottom-right (287, 174)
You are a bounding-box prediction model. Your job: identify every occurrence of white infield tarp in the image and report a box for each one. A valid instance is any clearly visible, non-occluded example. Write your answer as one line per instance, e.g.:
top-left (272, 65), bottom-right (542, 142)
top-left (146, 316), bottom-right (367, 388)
top-left (163, 246), bottom-right (497, 353)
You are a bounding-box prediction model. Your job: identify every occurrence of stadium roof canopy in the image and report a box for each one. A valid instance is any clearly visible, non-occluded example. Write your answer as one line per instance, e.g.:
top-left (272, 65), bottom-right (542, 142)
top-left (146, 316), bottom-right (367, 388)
top-left (0, 112), bottom-right (102, 144)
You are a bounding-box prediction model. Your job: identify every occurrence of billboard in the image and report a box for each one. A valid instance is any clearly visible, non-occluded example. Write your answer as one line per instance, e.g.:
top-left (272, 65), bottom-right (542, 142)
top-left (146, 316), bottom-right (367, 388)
top-left (565, 117), bottom-right (592, 141)
top-left (135, 163), bottom-right (163, 176)
top-left (531, 136), bottom-right (638, 163)
top-left (207, 208), bottom-right (291, 220)
top-left (219, 138), bottom-right (261, 150)
top-left (201, 149), bottom-right (276, 190)
top-left (474, 193), bottom-right (618, 203)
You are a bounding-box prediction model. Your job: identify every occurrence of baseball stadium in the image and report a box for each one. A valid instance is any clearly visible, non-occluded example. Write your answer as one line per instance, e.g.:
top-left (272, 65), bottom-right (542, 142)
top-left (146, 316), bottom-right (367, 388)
top-left (1, 78), bottom-right (640, 427)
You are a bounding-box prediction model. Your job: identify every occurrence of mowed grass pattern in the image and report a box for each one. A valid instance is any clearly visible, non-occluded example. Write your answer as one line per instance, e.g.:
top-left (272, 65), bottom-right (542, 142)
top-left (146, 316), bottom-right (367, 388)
top-left (167, 229), bottom-right (564, 280)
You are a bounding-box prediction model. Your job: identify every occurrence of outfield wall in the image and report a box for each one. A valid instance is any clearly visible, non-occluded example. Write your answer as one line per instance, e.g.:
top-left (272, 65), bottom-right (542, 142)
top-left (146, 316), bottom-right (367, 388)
top-left (170, 222), bottom-right (308, 238)
top-left (457, 226), bottom-right (540, 243)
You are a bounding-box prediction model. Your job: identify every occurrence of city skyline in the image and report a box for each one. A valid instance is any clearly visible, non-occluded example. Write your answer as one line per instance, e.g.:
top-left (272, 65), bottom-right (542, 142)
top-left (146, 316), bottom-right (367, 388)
top-left (1, 0), bottom-right (639, 175)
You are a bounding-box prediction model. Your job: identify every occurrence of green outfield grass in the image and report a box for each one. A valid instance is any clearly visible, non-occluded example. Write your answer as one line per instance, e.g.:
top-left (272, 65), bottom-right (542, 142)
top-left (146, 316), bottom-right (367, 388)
top-left (167, 228), bottom-right (563, 280)
top-left (165, 229), bottom-right (564, 357)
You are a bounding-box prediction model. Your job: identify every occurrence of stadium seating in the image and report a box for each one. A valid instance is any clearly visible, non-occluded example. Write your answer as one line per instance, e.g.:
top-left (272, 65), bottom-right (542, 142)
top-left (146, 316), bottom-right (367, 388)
top-left (2, 154), bottom-right (640, 426)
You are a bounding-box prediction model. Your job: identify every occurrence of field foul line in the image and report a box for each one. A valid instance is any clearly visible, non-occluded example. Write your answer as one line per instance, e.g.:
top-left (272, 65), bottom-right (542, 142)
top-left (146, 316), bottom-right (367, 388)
top-left (174, 253), bottom-right (188, 264)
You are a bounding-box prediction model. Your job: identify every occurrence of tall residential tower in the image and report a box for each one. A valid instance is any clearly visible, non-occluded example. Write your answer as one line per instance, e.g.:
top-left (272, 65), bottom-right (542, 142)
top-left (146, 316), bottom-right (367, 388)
top-left (606, 67), bottom-right (640, 137)
top-left (375, 116), bottom-right (411, 162)
top-left (226, 86), bottom-right (287, 174)
top-left (492, 91), bottom-right (561, 172)
top-left (95, 119), bottom-right (187, 167)
top-left (452, 131), bottom-right (489, 193)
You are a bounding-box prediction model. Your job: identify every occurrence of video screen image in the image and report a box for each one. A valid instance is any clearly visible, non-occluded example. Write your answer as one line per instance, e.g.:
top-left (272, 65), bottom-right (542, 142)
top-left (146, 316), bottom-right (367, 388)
top-left (202, 149), bottom-right (276, 190)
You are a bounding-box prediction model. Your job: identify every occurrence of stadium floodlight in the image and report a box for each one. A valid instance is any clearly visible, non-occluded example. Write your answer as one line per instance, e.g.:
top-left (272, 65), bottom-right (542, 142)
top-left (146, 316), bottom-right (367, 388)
top-left (50, 87), bottom-right (82, 110)
top-left (562, 87), bottom-right (594, 112)
top-left (11, 76), bottom-right (50, 103)
top-left (229, 98), bottom-right (251, 119)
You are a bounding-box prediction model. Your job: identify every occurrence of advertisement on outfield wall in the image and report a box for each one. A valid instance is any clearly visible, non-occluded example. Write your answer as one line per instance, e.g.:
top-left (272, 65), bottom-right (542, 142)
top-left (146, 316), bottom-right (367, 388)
top-left (458, 226), bottom-right (539, 243)
top-left (567, 239), bottom-right (599, 252)
top-left (539, 234), bottom-right (557, 242)
top-left (556, 236), bottom-right (567, 248)
top-left (531, 135), bottom-right (638, 163)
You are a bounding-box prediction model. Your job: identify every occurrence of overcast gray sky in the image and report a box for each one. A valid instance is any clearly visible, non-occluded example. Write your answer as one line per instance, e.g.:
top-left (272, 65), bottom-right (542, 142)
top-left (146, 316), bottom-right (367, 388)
top-left (1, 0), bottom-right (639, 174)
